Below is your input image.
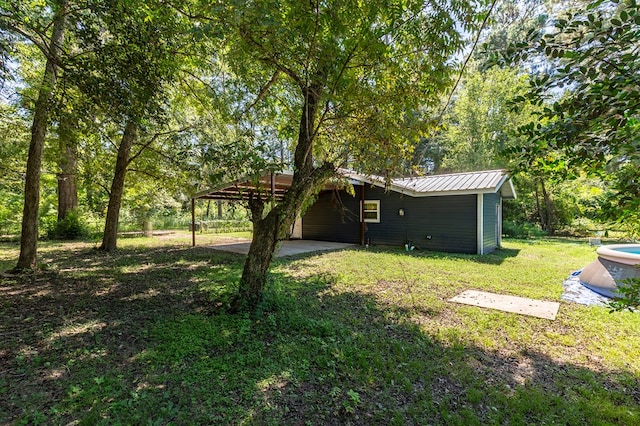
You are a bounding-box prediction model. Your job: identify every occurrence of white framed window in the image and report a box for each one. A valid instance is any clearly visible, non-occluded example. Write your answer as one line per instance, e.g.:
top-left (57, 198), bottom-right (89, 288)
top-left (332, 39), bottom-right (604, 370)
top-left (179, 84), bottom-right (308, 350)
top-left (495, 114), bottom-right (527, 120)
top-left (362, 200), bottom-right (380, 223)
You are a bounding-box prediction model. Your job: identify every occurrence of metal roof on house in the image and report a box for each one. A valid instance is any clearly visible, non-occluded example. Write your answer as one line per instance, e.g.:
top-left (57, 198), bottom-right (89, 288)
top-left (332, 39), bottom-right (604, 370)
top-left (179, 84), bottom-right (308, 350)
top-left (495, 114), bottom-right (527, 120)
top-left (193, 169), bottom-right (516, 201)
top-left (343, 169), bottom-right (517, 199)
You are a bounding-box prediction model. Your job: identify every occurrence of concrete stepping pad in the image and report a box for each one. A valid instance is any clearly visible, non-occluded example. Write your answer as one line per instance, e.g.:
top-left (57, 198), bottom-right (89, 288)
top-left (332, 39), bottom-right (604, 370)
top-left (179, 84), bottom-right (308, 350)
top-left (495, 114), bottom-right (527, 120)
top-left (450, 290), bottom-right (560, 320)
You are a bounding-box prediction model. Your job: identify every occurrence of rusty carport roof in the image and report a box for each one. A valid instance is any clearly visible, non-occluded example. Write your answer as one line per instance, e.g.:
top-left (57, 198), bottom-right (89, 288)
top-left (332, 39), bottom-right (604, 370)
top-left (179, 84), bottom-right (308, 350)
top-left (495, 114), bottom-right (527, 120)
top-left (191, 170), bottom-right (361, 202)
top-left (191, 171), bottom-right (296, 202)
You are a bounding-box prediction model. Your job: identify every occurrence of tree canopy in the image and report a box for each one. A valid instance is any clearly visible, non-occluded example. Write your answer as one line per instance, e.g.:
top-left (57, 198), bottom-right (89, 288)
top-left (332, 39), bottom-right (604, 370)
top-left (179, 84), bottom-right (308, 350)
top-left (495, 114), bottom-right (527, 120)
top-left (506, 0), bottom-right (638, 168)
top-left (492, 0), bottom-right (639, 232)
top-left (196, 0), bottom-right (490, 309)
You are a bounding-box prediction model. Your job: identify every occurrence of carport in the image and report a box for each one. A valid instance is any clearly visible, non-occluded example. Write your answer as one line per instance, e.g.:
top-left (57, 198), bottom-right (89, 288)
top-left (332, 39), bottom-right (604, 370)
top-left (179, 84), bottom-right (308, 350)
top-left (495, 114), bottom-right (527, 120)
top-left (191, 170), bottom-right (356, 256)
top-left (190, 171), bottom-right (295, 247)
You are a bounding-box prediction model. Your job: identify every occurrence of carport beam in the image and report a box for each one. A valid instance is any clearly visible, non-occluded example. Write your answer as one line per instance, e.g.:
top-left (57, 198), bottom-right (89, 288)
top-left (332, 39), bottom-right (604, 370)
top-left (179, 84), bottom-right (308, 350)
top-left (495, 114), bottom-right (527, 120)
top-left (360, 184), bottom-right (365, 246)
top-left (191, 198), bottom-right (196, 247)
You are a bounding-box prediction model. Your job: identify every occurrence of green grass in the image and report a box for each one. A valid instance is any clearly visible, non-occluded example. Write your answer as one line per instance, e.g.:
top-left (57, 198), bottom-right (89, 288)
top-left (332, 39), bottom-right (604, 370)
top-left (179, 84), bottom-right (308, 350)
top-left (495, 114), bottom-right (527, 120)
top-left (1, 236), bottom-right (638, 425)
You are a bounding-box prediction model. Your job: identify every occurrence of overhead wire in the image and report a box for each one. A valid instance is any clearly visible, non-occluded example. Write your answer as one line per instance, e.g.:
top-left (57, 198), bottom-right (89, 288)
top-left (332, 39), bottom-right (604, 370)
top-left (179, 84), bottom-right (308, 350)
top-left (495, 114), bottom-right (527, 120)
top-left (415, 0), bottom-right (500, 170)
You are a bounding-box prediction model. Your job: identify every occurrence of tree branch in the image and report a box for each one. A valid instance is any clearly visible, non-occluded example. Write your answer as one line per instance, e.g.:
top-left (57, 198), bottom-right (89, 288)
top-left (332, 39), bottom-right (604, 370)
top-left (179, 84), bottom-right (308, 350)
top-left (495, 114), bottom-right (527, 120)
top-left (243, 69), bottom-right (281, 112)
top-left (127, 125), bottom-right (192, 166)
top-left (98, 181), bottom-right (111, 197)
top-left (164, 0), bottom-right (216, 21)
top-left (315, 42), bottom-right (359, 137)
top-left (128, 168), bottom-right (163, 181)
top-left (238, 26), bottom-right (304, 88)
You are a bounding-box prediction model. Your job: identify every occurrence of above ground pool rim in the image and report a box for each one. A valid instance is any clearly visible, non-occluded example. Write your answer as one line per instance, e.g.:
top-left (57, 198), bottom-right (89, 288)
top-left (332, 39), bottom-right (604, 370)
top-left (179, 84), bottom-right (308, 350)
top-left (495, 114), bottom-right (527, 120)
top-left (596, 244), bottom-right (640, 266)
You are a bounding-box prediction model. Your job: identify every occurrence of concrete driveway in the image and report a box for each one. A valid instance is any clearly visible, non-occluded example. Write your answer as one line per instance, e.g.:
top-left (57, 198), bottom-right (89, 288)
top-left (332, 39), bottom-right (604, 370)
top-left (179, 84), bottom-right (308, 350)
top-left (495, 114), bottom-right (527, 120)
top-left (208, 239), bottom-right (357, 257)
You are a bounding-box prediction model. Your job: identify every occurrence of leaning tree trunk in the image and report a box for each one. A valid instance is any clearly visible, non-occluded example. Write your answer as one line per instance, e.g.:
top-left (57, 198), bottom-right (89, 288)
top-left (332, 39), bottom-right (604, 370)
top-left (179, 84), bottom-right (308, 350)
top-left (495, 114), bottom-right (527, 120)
top-left (233, 82), bottom-right (335, 311)
top-left (235, 195), bottom-right (280, 310)
top-left (15, 0), bottom-right (68, 271)
top-left (57, 111), bottom-right (79, 221)
top-left (99, 120), bottom-right (138, 252)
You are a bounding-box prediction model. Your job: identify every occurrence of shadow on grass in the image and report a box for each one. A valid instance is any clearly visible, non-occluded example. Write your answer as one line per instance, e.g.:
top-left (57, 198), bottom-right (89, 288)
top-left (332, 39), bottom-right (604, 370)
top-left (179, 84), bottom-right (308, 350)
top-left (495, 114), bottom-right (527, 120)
top-left (1, 243), bottom-right (638, 425)
top-left (362, 245), bottom-right (521, 266)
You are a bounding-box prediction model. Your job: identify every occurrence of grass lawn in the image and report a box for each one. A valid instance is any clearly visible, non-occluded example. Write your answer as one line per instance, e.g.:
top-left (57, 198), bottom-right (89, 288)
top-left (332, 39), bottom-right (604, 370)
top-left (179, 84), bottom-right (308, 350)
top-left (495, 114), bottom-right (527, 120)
top-left (1, 235), bottom-right (639, 425)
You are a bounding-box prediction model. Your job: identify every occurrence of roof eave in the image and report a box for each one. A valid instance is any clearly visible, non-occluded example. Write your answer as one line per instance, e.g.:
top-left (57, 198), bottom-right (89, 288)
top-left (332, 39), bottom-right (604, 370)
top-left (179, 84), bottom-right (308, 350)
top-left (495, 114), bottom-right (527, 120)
top-left (191, 170), bottom-right (295, 200)
top-left (498, 176), bottom-right (517, 200)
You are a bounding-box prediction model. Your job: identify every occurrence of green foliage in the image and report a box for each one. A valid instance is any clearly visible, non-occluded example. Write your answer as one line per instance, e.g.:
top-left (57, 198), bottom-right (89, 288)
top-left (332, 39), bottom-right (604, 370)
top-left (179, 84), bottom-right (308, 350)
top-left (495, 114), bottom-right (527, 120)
top-left (502, 220), bottom-right (546, 238)
top-left (608, 278), bottom-right (640, 313)
top-left (476, 0), bottom-right (546, 63)
top-left (213, 0), bottom-right (486, 176)
top-left (438, 67), bottom-right (535, 172)
top-left (528, 1), bottom-right (639, 169)
top-left (598, 163), bottom-right (640, 238)
top-left (496, 0), bottom-right (640, 231)
top-left (44, 211), bottom-right (89, 240)
top-left (502, 173), bottom-right (609, 236)
top-left (68, 1), bottom-right (190, 122)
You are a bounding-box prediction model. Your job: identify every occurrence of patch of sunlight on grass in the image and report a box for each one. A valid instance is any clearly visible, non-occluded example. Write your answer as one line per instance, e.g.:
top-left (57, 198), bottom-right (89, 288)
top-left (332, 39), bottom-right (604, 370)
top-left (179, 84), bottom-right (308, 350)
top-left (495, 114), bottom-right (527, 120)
top-left (48, 320), bottom-right (107, 341)
top-left (256, 371), bottom-right (292, 392)
top-left (543, 332), bottom-right (577, 347)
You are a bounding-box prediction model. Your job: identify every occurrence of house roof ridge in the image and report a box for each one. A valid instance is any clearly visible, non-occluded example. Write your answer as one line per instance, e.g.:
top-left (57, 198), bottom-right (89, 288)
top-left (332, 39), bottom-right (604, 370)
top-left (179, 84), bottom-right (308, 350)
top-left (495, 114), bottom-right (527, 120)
top-left (393, 169), bottom-right (507, 181)
top-left (339, 168), bottom-right (508, 180)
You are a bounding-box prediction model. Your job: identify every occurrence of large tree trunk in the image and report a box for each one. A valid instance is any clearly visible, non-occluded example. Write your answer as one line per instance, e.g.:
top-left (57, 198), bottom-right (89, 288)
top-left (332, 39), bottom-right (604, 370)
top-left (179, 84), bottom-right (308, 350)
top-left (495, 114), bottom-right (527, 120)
top-left (15, 0), bottom-right (68, 271)
top-left (99, 119), bottom-right (138, 252)
top-left (236, 195), bottom-right (279, 309)
top-left (233, 83), bottom-right (335, 310)
top-left (57, 112), bottom-right (78, 221)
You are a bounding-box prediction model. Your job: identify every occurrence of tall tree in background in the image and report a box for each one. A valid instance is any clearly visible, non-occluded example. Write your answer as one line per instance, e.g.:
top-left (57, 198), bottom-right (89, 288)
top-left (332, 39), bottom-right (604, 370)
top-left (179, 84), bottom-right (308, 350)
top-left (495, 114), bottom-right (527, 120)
top-left (67, 0), bottom-right (195, 251)
top-left (499, 0), bottom-right (639, 232)
top-left (435, 65), bottom-right (565, 233)
top-left (203, 0), bottom-right (486, 310)
top-left (54, 90), bottom-right (83, 222)
top-left (1, 0), bottom-right (69, 270)
top-left (439, 66), bottom-right (533, 172)
top-left (0, 102), bottom-right (29, 236)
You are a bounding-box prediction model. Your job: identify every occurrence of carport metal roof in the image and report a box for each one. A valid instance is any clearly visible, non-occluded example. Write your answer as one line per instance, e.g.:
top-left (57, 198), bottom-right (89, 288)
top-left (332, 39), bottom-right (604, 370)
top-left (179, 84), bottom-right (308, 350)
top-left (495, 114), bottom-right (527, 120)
top-left (192, 171), bottom-right (296, 202)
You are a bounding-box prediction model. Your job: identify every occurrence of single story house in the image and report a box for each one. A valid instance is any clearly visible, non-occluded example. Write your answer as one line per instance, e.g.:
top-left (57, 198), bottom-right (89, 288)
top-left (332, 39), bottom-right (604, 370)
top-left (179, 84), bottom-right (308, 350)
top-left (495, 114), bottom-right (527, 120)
top-left (191, 169), bottom-right (516, 255)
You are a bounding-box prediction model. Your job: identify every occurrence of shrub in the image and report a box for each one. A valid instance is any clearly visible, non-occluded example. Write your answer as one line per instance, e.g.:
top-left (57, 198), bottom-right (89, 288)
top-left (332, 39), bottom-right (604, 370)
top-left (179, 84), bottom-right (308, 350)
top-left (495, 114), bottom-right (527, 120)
top-left (608, 278), bottom-right (640, 313)
top-left (502, 220), bottom-right (546, 238)
top-left (45, 211), bottom-right (89, 240)
top-left (556, 217), bottom-right (599, 237)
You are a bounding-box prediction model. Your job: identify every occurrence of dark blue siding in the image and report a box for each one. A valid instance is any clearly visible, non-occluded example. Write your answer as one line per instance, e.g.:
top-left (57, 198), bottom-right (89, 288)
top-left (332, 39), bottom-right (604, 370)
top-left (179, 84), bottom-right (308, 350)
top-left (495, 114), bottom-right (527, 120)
top-left (482, 193), bottom-right (500, 253)
top-left (302, 190), bottom-right (361, 243)
top-left (302, 187), bottom-right (480, 253)
top-left (362, 187), bottom-right (477, 253)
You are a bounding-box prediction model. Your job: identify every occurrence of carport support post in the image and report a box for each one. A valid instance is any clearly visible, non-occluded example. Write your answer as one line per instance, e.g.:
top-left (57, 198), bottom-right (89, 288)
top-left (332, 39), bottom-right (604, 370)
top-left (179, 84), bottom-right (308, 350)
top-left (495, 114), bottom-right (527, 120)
top-left (360, 185), bottom-right (365, 246)
top-left (476, 193), bottom-right (483, 255)
top-left (191, 198), bottom-right (196, 247)
top-left (270, 172), bottom-right (276, 202)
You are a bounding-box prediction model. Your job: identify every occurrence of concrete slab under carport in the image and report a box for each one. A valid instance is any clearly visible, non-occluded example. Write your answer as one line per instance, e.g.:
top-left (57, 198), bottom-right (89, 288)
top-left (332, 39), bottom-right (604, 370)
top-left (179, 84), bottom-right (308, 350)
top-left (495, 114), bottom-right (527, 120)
top-left (207, 239), bottom-right (357, 257)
